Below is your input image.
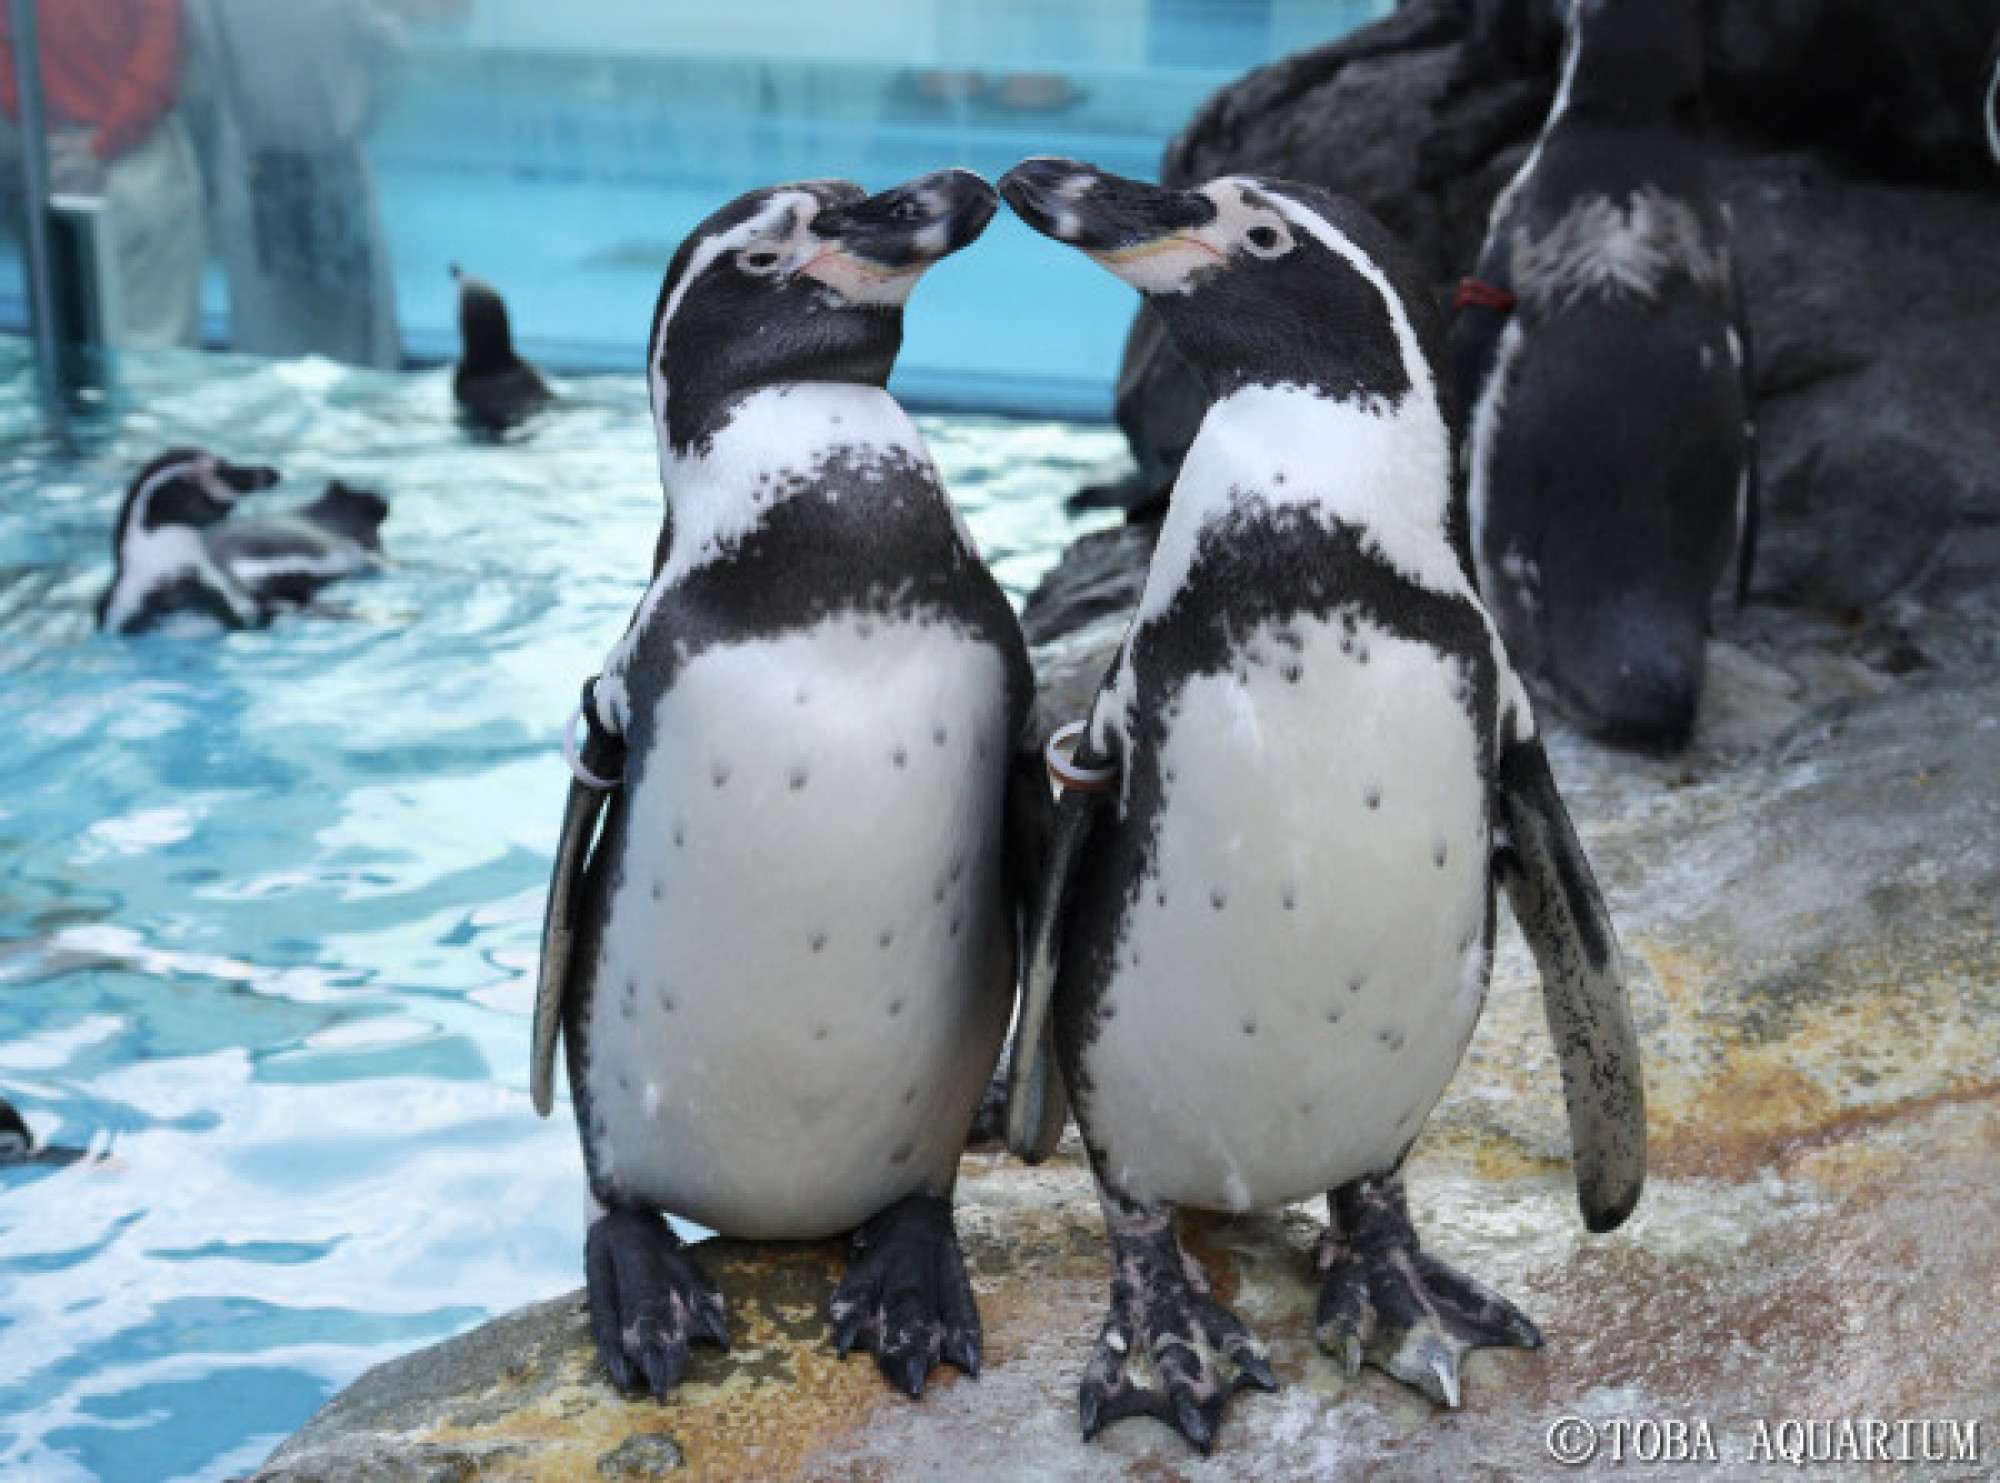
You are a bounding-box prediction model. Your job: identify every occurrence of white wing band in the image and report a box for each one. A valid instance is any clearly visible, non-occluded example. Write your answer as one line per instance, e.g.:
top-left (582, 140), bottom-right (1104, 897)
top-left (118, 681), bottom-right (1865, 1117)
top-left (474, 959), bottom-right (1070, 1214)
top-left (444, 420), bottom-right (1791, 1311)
top-left (1044, 719), bottom-right (1118, 793)
top-left (563, 702), bottom-right (621, 792)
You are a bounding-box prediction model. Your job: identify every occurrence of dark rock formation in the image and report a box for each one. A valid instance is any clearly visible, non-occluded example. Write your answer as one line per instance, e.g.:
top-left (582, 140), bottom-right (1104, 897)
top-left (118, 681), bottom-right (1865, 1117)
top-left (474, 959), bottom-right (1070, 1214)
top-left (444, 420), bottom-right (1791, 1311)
top-left (1083, 0), bottom-right (2000, 552)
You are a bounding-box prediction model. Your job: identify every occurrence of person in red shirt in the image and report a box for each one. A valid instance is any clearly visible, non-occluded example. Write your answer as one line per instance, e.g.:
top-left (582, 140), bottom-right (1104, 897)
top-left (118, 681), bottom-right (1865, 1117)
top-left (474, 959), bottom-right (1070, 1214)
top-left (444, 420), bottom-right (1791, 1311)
top-left (1, 0), bottom-right (204, 348)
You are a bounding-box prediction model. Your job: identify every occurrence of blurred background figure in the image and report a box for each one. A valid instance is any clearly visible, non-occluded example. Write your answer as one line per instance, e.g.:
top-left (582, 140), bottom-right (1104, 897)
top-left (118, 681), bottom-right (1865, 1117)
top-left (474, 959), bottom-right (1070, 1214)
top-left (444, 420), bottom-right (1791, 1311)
top-left (0, 0), bottom-right (205, 348)
top-left (186, 0), bottom-right (405, 366)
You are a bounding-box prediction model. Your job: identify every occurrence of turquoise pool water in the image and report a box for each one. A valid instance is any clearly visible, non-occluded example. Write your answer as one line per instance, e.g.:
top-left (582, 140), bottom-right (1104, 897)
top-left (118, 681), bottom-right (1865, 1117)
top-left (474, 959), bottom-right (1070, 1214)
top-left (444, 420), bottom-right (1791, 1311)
top-left (0, 339), bottom-right (1122, 1481)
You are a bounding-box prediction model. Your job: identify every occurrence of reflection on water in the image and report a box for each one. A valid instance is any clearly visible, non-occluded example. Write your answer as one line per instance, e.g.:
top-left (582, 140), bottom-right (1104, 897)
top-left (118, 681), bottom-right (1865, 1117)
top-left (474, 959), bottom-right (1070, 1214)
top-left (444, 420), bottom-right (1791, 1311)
top-left (0, 340), bottom-right (1122, 1481)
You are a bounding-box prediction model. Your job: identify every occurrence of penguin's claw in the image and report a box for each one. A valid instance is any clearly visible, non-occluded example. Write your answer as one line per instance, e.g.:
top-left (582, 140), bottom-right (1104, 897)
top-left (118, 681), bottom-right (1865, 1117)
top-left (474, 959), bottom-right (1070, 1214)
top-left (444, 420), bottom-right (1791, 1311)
top-left (1078, 1211), bottom-right (1275, 1452)
top-left (584, 1208), bottom-right (730, 1400)
top-left (828, 1193), bottom-right (982, 1399)
top-left (1314, 1176), bottom-right (1539, 1407)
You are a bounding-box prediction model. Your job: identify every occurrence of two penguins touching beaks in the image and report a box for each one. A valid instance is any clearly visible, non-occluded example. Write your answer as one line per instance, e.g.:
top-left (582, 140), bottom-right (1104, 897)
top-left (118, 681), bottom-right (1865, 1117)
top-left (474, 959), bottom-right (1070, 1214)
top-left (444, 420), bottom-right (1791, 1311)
top-left (534, 132), bottom-right (1651, 1455)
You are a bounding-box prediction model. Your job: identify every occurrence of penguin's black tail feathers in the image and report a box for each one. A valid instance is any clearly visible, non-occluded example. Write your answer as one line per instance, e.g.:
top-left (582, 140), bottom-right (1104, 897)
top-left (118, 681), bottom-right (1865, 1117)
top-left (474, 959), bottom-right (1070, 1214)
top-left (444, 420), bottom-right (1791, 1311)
top-left (303, 480), bottom-right (391, 551)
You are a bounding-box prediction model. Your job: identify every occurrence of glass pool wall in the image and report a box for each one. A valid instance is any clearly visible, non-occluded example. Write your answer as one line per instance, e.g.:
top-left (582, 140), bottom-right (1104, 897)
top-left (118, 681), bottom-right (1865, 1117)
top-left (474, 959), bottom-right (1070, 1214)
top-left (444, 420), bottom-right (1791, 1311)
top-left (1, 0), bottom-right (1388, 415)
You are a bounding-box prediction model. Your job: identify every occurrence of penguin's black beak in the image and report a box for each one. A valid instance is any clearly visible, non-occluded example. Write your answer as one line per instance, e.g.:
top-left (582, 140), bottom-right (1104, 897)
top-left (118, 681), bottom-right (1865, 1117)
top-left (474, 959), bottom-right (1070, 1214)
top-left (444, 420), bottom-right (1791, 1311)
top-left (999, 157), bottom-right (1217, 266)
top-left (212, 459), bottom-right (281, 498)
top-left (801, 169), bottom-right (998, 305)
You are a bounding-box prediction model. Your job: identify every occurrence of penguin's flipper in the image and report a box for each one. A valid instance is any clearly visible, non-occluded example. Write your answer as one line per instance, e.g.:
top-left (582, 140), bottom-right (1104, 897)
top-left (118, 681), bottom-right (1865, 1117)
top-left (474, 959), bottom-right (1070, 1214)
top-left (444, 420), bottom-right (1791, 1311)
top-left (1006, 736), bottom-right (1112, 1163)
top-left (532, 776), bottom-right (608, 1117)
top-left (1494, 732), bottom-right (1645, 1232)
top-left (996, 735), bottom-right (1065, 1158)
top-left (1729, 270), bottom-right (1760, 608)
top-left (301, 480), bottom-right (391, 552)
top-left (1447, 239), bottom-right (1514, 421)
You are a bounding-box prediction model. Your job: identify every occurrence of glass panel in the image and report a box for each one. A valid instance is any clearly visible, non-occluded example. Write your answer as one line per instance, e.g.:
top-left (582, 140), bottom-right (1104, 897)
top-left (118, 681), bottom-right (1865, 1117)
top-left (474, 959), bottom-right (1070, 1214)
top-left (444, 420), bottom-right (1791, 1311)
top-left (3, 0), bottom-right (1389, 413)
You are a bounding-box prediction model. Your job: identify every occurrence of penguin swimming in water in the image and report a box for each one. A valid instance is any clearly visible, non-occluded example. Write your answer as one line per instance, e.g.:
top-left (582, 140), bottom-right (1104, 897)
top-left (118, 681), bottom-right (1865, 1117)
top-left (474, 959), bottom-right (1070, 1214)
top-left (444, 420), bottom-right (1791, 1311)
top-left (97, 450), bottom-right (389, 634)
top-left (1452, 0), bottom-right (1755, 748)
top-left (451, 265), bottom-right (553, 430)
top-left (1000, 158), bottom-right (1645, 1451)
top-left (532, 168), bottom-right (1047, 1401)
top-left (0, 1093), bottom-right (85, 1169)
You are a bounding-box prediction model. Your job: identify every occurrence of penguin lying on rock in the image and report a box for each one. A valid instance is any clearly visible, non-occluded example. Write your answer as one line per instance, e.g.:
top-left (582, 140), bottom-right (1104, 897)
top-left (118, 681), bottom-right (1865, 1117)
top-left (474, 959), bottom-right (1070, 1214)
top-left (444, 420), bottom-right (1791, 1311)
top-left (97, 450), bottom-right (389, 634)
top-left (451, 265), bottom-right (553, 430)
top-left (1000, 157), bottom-right (1645, 1452)
top-left (533, 168), bottom-right (1047, 1402)
top-left (1452, 0), bottom-right (1756, 749)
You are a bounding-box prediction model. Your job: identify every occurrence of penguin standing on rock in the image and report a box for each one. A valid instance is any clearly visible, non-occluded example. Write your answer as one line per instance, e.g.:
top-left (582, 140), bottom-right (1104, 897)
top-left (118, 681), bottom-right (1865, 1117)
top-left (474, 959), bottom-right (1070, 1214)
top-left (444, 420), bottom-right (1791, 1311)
top-left (97, 450), bottom-right (389, 634)
top-left (1452, 0), bottom-right (1755, 748)
top-left (451, 265), bottom-right (553, 430)
top-left (533, 169), bottom-right (1046, 1401)
top-left (1000, 158), bottom-right (1645, 1452)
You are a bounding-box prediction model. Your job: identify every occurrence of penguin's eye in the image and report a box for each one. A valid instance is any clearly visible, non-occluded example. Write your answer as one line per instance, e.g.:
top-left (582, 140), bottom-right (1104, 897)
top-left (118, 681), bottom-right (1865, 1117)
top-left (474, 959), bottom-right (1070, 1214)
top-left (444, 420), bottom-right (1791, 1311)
top-left (1245, 225), bottom-right (1283, 254)
top-left (740, 250), bottom-right (781, 272)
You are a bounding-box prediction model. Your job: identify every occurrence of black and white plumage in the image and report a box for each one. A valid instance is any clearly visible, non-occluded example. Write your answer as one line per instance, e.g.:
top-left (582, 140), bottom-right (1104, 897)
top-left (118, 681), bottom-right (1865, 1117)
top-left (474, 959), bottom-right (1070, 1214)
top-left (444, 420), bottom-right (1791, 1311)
top-left (96, 449), bottom-right (388, 635)
top-left (1452, 0), bottom-right (1756, 749)
top-left (451, 265), bottom-right (553, 430)
top-left (532, 169), bottom-right (1045, 1402)
top-left (1000, 158), bottom-right (1644, 1452)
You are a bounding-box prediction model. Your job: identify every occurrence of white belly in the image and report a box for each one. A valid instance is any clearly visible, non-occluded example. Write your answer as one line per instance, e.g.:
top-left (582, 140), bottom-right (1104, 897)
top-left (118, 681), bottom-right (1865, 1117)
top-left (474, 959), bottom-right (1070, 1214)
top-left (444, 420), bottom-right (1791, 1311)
top-left (1085, 614), bottom-right (1491, 1212)
top-left (582, 616), bottom-right (1014, 1239)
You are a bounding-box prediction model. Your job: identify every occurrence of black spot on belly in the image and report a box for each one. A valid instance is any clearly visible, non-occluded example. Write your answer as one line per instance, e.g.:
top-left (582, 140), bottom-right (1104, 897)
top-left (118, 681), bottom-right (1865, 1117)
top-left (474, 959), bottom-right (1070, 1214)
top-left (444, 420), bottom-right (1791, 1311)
top-left (1240, 1017), bottom-right (1257, 1036)
top-left (932, 722), bottom-right (947, 746)
top-left (1282, 882), bottom-right (1297, 911)
top-left (673, 823), bottom-right (685, 847)
top-left (1101, 999), bottom-right (1118, 1022)
top-left (949, 857), bottom-right (963, 883)
top-left (1283, 662), bottom-right (1303, 684)
top-left (659, 989), bottom-right (676, 1012)
top-left (888, 998), bottom-right (904, 1017)
top-left (1210, 888), bottom-right (1227, 910)
top-left (902, 1086), bottom-right (917, 1105)
top-left (878, 928), bottom-right (894, 949)
top-left (1349, 974), bottom-right (1365, 994)
top-left (1364, 784), bottom-right (1382, 809)
top-left (1325, 1004), bottom-right (1343, 1023)
top-left (814, 1023), bottom-right (829, 1041)
top-left (712, 762), bottom-right (731, 788)
top-left (891, 745), bottom-right (907, 768)
top-left (934, 883), bottom-right (947, 904)
top-left (795, 685), bottom-right (810, 705)
top-left (651, 881), bottom-right (663, 901)
top-left (789, 766), bottom-right (809, 791)
top-left (1378, 1027), bottom-right (1406, 1051)
top-left (810, 930), bottom-right (828, 953)
top-left (949, 914), bottom-right (962, 937)
top-left (891, 1140), bottom-right (914, 1165)
top-left (1156, 887), bottom-right (1168, 907)
top-left (1433, 840), bottom-right (1448, 867)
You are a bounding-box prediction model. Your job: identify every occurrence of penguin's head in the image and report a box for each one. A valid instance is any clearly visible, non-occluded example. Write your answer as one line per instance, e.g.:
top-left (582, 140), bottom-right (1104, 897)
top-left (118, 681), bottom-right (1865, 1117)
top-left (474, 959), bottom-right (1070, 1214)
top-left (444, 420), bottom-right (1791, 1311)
top-left (111, 450), bottom-right (279, 553)
top-left (999, 159), bottom-right (1426, 403)
top-left (647, 169), bottom-right (998, 454)
top-left (1559, 0), bottom-right (1704, 126)
top-left (451, 264), bottom-right (518, 370)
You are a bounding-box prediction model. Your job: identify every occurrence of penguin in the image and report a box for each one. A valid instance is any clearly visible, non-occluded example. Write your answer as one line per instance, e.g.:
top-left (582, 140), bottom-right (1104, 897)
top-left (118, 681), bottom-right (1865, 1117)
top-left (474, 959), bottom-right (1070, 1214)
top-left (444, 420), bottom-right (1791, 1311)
top-left (1451, 0), bottom-right (1755, 749)
top-left (0, 1093), bottom-right (85, 1169)
top-left (531, 168), bottom-right (1048, 1402)
top-left (97, 449), bottom-right (389, 634)
top-left (451, 265), bottom-right (553, 430)
top-left (998, 158), bottom-right (1646, 1452)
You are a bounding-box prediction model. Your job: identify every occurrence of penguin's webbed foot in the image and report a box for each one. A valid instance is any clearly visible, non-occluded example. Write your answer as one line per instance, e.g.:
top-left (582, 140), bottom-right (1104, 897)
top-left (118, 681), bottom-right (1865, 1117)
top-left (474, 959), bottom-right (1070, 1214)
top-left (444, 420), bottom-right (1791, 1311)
top-left (1314, 1175), bottom-right (1540, 1407)
top-left (585, 1207), bottom-right (729, 1398)
top-left (829, 1192), bottom-right (981, 1398)
top-left (1080, 1205), bottom-right (1276, 1453)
